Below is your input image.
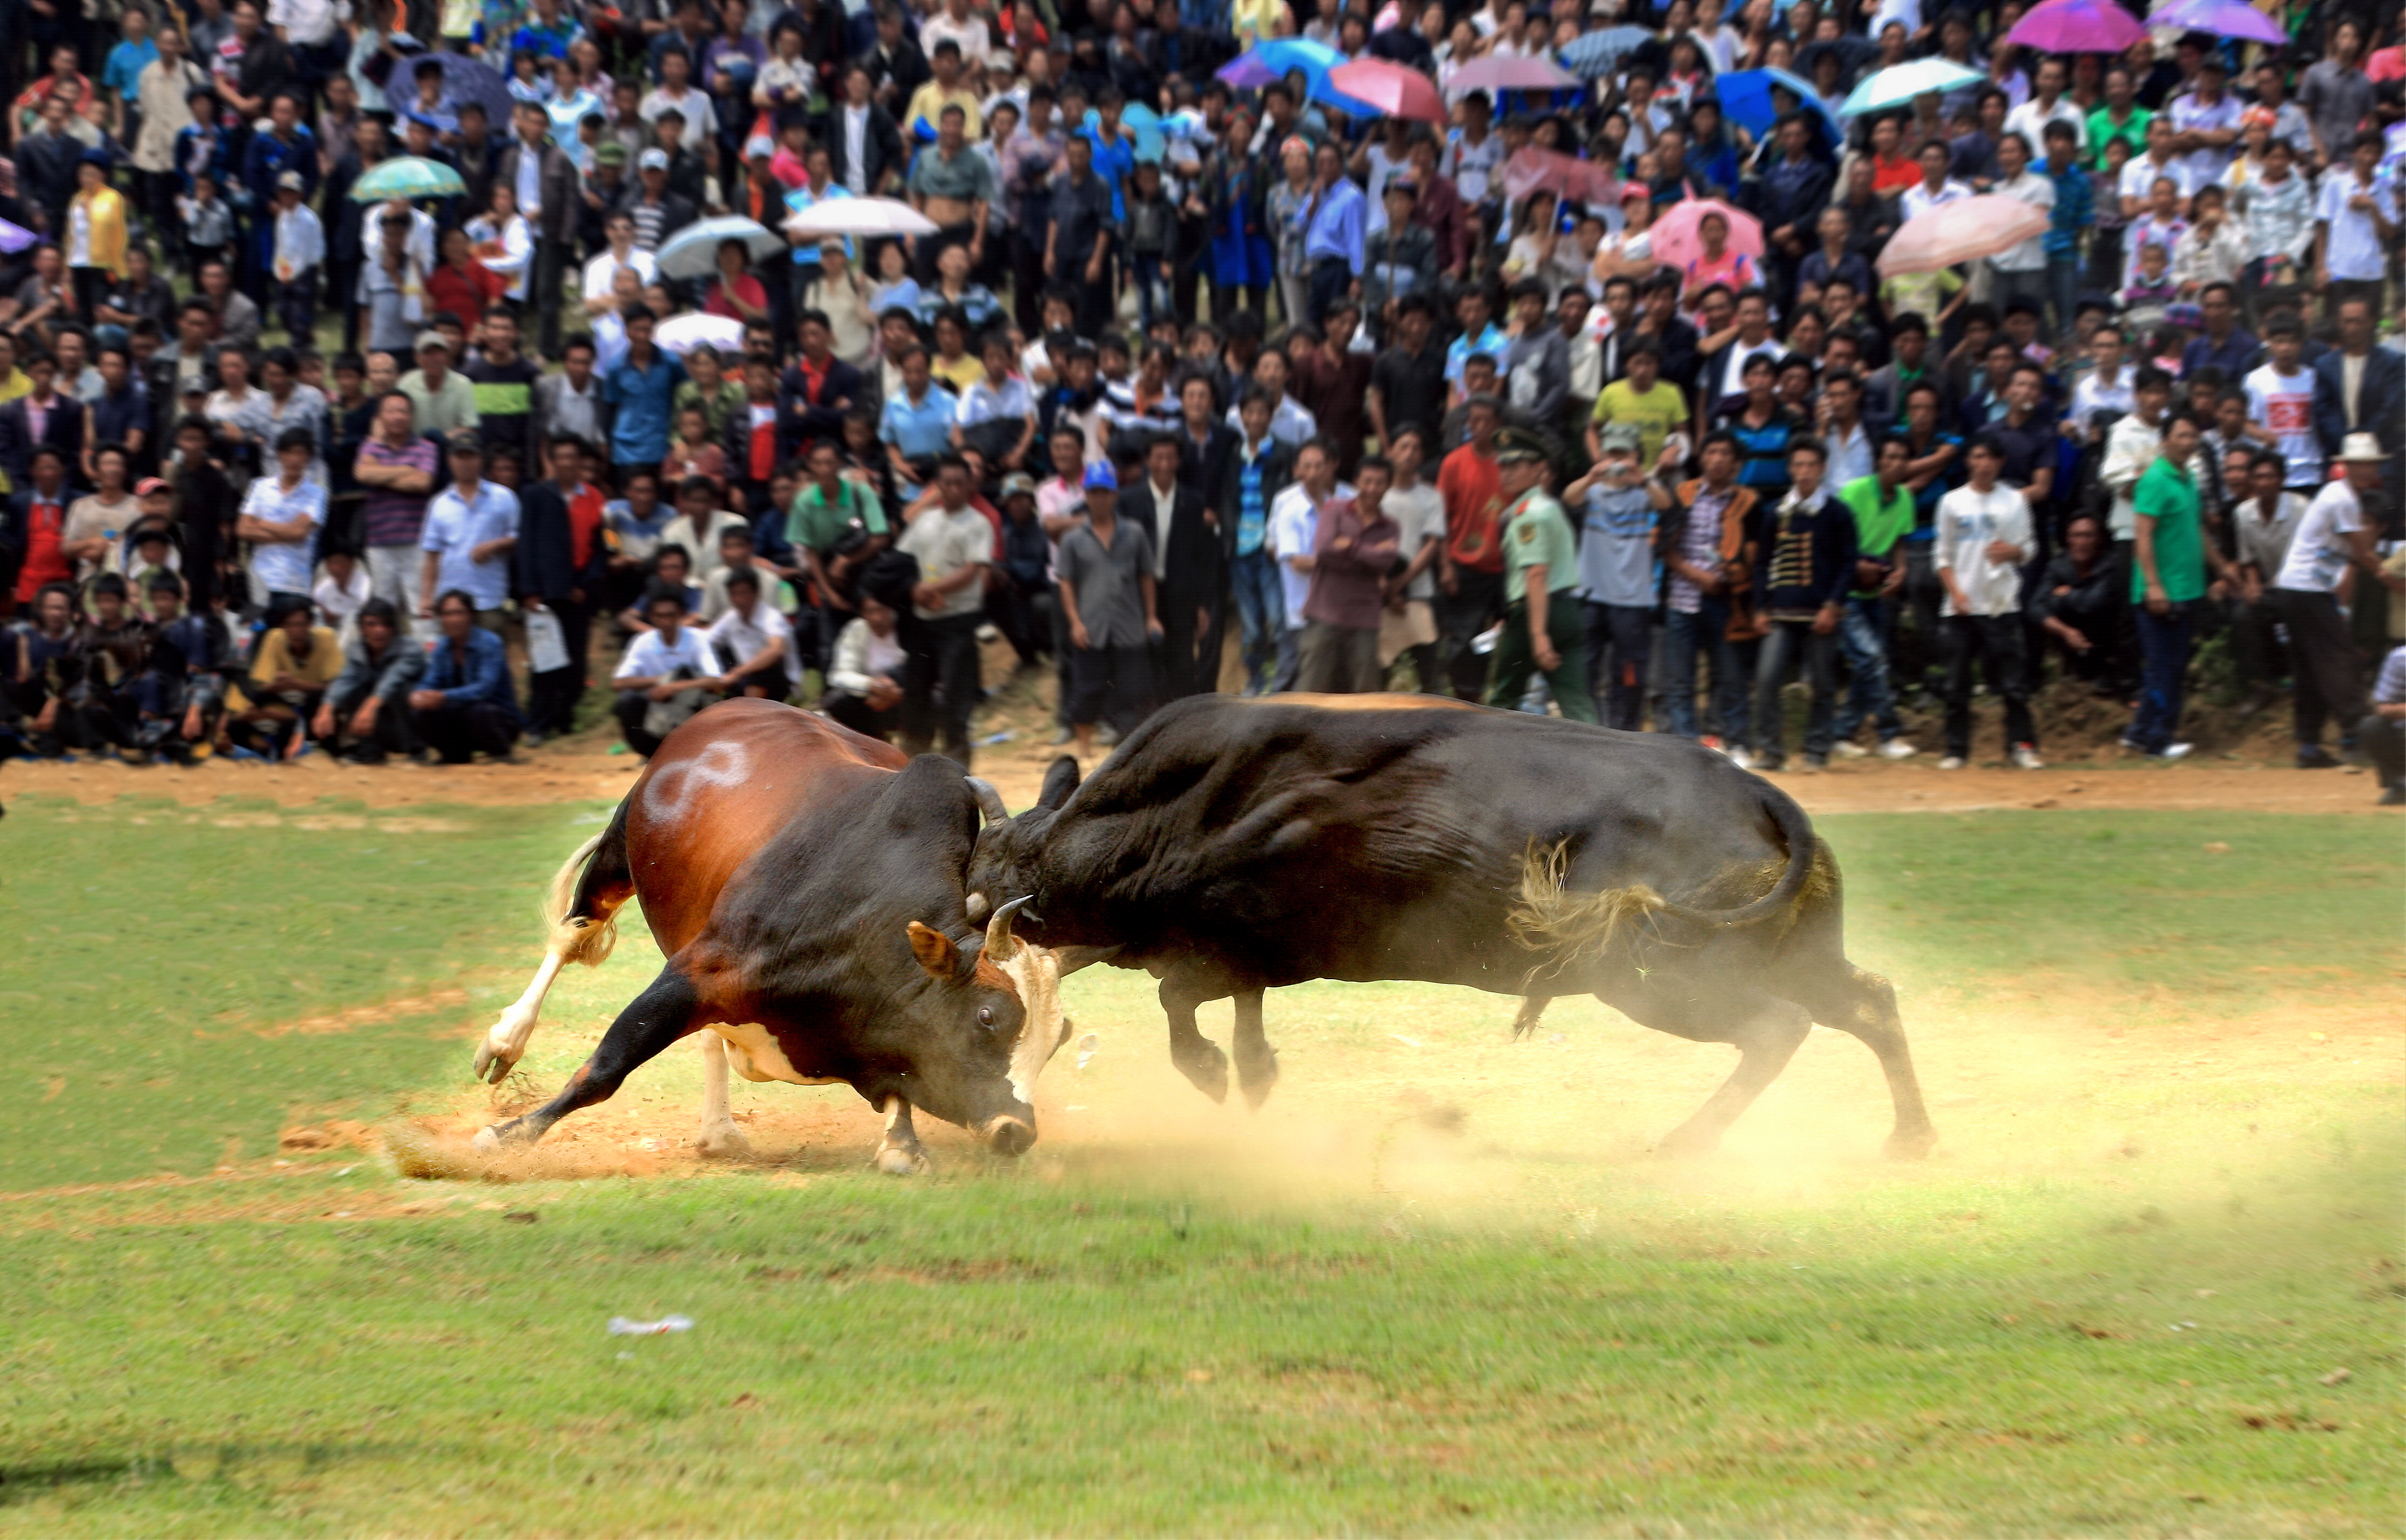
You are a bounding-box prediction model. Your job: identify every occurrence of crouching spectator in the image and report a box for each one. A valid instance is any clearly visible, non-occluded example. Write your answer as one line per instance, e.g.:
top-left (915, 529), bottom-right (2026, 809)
top-left (407, 589), bottom-right (522, 763)
top-left (134, 573), bottom-right (229, 761)
top-left (611, 581), bottom-right (727, 756)
top-left (2032, 513), bottom-right (2127, 691)
top-left (6, 584), bottom-right (82, 757)
top-left (232, 596), bottom-right (342, 760)
top-left (312, 598), bottom-right (426, 762)
top-left (2364, 645), bottom-right (2405, 807)
top-left (706, 567), bottom-right (799, 701)
top-left (822, 591), bottom-right (907, 740)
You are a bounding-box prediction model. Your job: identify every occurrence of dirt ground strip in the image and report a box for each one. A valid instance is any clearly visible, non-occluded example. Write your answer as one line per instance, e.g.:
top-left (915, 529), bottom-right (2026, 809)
top-left (6, 730), bottom-right (2393, 817)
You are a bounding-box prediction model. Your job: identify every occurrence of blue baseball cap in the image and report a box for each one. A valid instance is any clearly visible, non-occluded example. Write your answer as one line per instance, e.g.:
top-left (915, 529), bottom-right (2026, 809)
top-left (1082, 462), bottom-right (1118, 491)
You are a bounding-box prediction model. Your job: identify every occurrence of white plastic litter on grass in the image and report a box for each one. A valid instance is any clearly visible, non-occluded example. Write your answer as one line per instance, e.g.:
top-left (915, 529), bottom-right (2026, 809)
top-left (608, 1315), bottom-right (695, 1337)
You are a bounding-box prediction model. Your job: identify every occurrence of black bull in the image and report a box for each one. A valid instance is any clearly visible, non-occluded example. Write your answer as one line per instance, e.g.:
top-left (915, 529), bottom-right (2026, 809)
top-left (967, 694), bottom-right (1936, 1157)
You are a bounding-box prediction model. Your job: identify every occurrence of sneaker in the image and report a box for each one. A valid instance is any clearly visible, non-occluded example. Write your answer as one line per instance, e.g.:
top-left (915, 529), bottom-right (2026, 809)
top-left (1802, 754), bottom-right (1827, 771)
top-left (2380, 782), bottom-right (2405, 806)
top-left (1725, 747), bottom-right (1756, 769)
top-left (1831, 741), bottom-right (1869, 759)
top-left (1753, 755), bottom-right (1785, 773)
top-left (1877, 738), bottom-right (1918, 761)
top-left (2151, 742), bottom-right (2193, 762)
top-left (2010, 743), bottom-right (2044, 771)
top-left (2296, 744), bottom-right (2342, 770)
top-left (2118, 734), bottom-right (2144, 754)
top-left (1937, 755), bottom-right (1966, 770)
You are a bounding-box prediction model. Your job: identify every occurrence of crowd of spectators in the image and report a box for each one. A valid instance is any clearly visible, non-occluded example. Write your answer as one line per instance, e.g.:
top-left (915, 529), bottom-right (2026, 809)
top-left (1, 0), bottom-right (2402, 803)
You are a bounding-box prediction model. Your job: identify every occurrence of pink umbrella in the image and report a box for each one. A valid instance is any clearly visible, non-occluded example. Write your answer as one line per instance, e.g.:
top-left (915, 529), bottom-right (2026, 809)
top-left (1877, 194), bottom-right (2053, 276)
top-left (2144, 0), bottom-right (2288, 45)
top-left (2005, 0), bottom-right (2146, 53)
top-left (1498, 146), bottom-right (1622, 206)
top-left (1444, 56), bottom-right (1582, 98)
top-left (1329, 58), bottom-right (1447, 123)
top-left (1647, 198), bottom-right (1765, 275)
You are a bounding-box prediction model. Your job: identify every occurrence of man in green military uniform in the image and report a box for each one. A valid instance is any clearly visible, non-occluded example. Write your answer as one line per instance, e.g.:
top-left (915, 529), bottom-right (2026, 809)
top-left (1484, 428), bottom-right (1599, 724)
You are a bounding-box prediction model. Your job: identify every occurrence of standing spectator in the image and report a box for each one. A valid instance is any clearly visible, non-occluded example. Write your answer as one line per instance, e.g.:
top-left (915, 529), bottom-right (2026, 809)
top-left (1297, 140), bottom-right (1366, 328)
top-left (1933, 436), bottom-right (2038, 770)
top-left (1045, 134), bottom-right (1117, 339)
top-left (2127, 412), bottom-right (2219, 762)
top-left (408, 588), bottom-right (522, 763)
top-left (1831, 436), bottom-right (1918, 759)
top-left (310, 598), bottom-right (424, 762)
top-left (398, 331), bottom-right (479, 444)
top-left (1294, 454), bottom-right (1401, 694)
top-left (2227, 449), bottom-right (2307, 713)
top-left (1435, 396), bottom-right (1506, 701)
top-left (2311, 298), bottom-right (2403, 527)
top-left (1749, 439), bottom-right (1856, 771)
top-left (236, 429), bottom-right (326, 611)
top-left (1268, 440), bottom-right (1349, 695)
top-left (416, 439), bottom-right (519, 631)
top-left (352, 391), bottom-right (438, 629)
top-left (1565, 424), bottom-right (1672, 731)
top-left (2300, 20), bottom-right (2376, 170)
top-left (267, 172), bottom-right (322, 342)
top-left (2312, 131), bottom-right (2397, 321)
top-left (2245, 320), bottom-right (2324, 493)
top-left (1055, 460), bottom-right (1161, 756)
top-left (601, 309), bottom-right (687, 482)
top-left (496, 101), bottom-right (578, 356)
top-left (895, 455), bottom-right (991, 766)
top-left (535, 337), bottom-right (612, 449)
top-left (1587, 343), bottom-right (1688, 468)
top-left (1482, 429), bottom-right (1593, 723)
top-left (2263, 436), bottom-right (2404, 769)
top-left (1220, 388), bottom-right (1293, 696)
top-left (2363, 646), bottom-right (2406, 806)
top-left (515, 436), bottom-right (607, 742)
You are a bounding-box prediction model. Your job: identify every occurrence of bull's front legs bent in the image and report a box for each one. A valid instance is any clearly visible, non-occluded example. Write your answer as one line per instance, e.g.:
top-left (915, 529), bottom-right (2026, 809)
top-left (477, 968), bottom-right (702, 1149)
top-left (873, 1096), bottom-right (930, 1175)
top-left (1160, 969), bottom-right (1231, 1103)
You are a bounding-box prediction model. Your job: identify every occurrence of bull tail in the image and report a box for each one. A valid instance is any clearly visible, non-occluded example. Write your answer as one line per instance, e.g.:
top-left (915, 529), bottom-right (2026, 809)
top-left (1508, 792), bottom-right (1827, 976)
top-left (545, 802), bottom-right (632, 969)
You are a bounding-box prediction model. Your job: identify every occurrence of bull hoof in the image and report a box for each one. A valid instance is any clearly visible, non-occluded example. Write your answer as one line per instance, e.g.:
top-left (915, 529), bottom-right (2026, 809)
top-left (1174, 1040), bottom-right (1231, 1104)
top-left (873, 1143), bottom-right (930, 1176)
top-left (1236, 1047), bottom-right (1280, 1111)
top-left (1884, 1125), bottom-right (1937, 1161)
top-left (1654, 1124), bottom-right (1721, 1159)
top-left (473, 1039), bottom-right (518, 1084)
top-left (693, 1125), bottom-right (752, 1160)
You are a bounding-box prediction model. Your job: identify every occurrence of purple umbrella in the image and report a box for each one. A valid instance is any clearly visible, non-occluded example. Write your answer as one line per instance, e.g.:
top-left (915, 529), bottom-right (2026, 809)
top-left (0, 219), bottom-right (34, 254)
top-left (2144, 0), bottom-right (2288, 45)
top-left (2006, 0), bottom-right (2147, 53)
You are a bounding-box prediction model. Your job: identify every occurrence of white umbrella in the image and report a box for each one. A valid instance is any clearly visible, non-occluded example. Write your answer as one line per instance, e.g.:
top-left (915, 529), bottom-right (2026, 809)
top-left (653, 312), bottom-right (748, 357)
top-left (783, 196), bottom-right (939, 239)
top-left (653, 215), bottom-right (783, 281)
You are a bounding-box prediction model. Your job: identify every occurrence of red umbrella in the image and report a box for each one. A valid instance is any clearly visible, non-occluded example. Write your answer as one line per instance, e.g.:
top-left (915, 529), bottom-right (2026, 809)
top-left (1498, 146), bottom-right (1622, 207)
top-left (1329, 58), bottom-right (1446, 124)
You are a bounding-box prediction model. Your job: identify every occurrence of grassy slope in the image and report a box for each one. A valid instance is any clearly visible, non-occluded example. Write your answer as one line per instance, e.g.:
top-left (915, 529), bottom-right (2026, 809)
top-left (0, 801), bottom-right (2396, 1534)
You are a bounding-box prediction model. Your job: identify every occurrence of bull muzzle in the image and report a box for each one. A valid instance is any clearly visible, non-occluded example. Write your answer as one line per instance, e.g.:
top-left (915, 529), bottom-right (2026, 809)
top-left (981, 1114), bottom-right (1036, 1156)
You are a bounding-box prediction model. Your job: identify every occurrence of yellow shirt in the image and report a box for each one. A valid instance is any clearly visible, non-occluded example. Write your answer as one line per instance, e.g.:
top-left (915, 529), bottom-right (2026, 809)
top-left (1233, 0), bottom-right (1287, 46)
top-left (0, 367), bottom-right (32, 404)
top-left (248, 626), bottom-right (344, 691)
top-left (930, 352), bottom-right (985, 393)
top-left (1590, 378), bottom-right (1688, 466)
top-left (904, 83), bottom-right (982, 138)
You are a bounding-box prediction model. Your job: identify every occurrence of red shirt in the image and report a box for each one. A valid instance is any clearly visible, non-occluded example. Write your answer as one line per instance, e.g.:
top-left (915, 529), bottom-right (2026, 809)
top-left (567, 483), bottom-right (605, 569)
top-left (428, 259), bottom-right (504, 323)
top-left (1437, 444), bottom-right (1505, 575)
top-left (11, 497), bottom-right (65, 602)
top-left (705, 273), bottom-right (767, 321)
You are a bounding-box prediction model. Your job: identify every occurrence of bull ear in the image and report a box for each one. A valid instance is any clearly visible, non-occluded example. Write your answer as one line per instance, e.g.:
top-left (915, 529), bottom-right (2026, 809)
top-left (1037, 755), bottom-right (1082, 812)
top-left (906, 921), bottom-right (963, 981)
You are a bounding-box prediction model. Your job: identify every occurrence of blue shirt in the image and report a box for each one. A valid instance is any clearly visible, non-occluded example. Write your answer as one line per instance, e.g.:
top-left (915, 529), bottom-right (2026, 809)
top-left (1080, 125), bottom-right (1137, 221)
top-left (421, 624), bottom-right (518, 717)
top-left (1299, 177), bottom-right (1367, 276)
top-left (601, 349), bottom-right (688, 464)
top-left (1235, 438), bottom-right (1274, 557)
top-left (2041, 157), bottom-right (2093, 259)
top-left (103, 38), bottom-right (157, 103)
top-left (879, 383), bottom-right (961, 462)
top-left (241, 125), bottom-right (319, 207)
top-left (1445, 322), bottom-right (1511, 386)
top-left (419, 478), bottom-right (522, 609)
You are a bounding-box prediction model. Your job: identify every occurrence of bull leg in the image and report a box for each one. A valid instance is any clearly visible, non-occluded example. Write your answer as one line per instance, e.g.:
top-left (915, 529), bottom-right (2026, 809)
top-left (1230, 988), bottom-right (1278, 1110)
top-left (475, 831), bottom-right (634, 1084)
top-left (1511, 995), bottom-right (1552, 1039)
top-left (692, 1033), bottom-right (752, 1159)
top-left (1822, 965), bottom-right (1936, 1160)
top-left (1160, 969), bottom-right (1231, 1103)
top-left (873, 1096), bottom-right (930, 1176)
top-left (475, 968), bottom-right (702, 1149)
top-left (1599, 979), bottom-right (1811, 1157)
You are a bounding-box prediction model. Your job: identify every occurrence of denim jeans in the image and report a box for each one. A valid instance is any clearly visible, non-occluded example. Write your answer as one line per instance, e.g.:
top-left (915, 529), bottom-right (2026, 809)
top-left (1227, 547), bottom-right (1283, 694)
top-left (2130, 600), bottom-right (2197, 753)
top-left (1831, 595), bottom-right (1903, 744)
top-left (1582, 600), bottom-right (1652, 730)
top-left (1659, 600), bottom-right (1749, 745)
top-left (1130, 260), bottom-right (1174, 330)
top-left (2045, 254), bottom-right (2082, 345)
top-left (1752, 618), bottom-right (1840, 764)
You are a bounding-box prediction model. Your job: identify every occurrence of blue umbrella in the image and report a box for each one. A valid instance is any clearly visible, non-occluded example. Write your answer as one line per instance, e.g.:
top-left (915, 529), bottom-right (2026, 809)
top-left (1215, 39), bottom-right (1378, 117)
top-left (1559, 26), bottom-right (1653, 79)
top-left (1716, 67), bottom-right (1843, 144)
top-left (1838, 58), bottom-right (1985, 118)
top-left (435, 52), bottom-right (517, 129)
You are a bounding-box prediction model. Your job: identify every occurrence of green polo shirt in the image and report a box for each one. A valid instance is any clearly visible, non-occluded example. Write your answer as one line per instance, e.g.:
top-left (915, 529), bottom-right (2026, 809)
top-left (1502, 489), bottom-right (1579, 602)
top-left (2131, 453), bottom-right (2205, 603)
top-left (2087, 104), bottom-right (2151, 167)
top-left (1836, 473), bottom-right (1916, 597)
top-left (788, 477), bottom-right (889, 557)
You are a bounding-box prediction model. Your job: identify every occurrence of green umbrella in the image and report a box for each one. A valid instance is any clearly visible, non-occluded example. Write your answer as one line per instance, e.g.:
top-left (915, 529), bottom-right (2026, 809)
top-left (347, 156), bottom-right (468, 202)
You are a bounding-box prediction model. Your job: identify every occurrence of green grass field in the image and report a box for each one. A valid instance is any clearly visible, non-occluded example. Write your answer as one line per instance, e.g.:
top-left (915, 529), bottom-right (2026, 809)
top-left (0, 797), bottom-right (2397, 1535)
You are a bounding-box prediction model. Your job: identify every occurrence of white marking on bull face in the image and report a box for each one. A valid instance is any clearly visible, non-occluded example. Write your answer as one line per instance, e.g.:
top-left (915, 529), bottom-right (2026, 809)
top-left (711, 1020), bottom-right (843, 1087)
top-left (996, 943), bottom-right (1066, 1106)
top-left (641, 740), bottom-right (750, 823)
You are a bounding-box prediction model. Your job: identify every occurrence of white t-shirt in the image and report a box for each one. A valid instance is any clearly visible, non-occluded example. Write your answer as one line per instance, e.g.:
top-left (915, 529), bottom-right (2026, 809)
top-left (2272, 480), bottom-right (2363, 594)
top-left (1384, 482), bottom-right (1445, 602)
top-left (2243, 363), bottom-right (2321, 487)
top-left (614, 626), bottom-right (723, 681)
top-left (1932, 484), bottom-right (2032, 617)
top-left (2117, 154), bottom-right (2193, 208)
top-left (583, 247), bottom-right (659, 301)
top-left (240, 474), bottom-right (326, 596)
top-left (707, 599), bottom-right (800, 680)
top-left (1268, 481), bottom-right (1350, 631)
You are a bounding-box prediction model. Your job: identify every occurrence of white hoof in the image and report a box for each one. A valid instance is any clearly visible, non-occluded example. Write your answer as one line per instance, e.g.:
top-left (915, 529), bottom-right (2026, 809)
top-left (473, 1034), bottom-right (521, 1084)
top-left (471, 1125), bottom-right (504, 1152)
top-left (873, 1144), bottom-right (929, 1176)
top-left (693, 1125), bottom-right (752, 1159)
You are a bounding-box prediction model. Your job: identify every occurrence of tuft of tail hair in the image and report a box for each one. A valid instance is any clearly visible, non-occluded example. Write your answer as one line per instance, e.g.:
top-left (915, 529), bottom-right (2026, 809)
top-left (1505, 840), bottom-right (1669, 984)
top-left (542, 833), bottom-right (619, 968)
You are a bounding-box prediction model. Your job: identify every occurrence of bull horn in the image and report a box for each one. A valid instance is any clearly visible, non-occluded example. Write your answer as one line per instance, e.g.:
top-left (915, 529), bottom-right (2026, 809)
top-left (965, 777), bottom-right (1009, 825)
top-left (983, 894), bottom-right (1035, 962)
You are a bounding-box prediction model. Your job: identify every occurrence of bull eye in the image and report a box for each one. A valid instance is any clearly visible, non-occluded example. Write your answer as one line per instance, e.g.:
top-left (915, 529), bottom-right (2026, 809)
top-left (978, 1007), bottom-right (996, 1029)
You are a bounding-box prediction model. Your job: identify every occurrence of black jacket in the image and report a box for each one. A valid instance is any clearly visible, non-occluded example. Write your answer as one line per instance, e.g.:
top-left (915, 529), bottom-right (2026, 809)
top-left (0, 394), bottom-right (85, 487)
top-left (1173, 420), bottom-right (1240, 505)
top-left (1213, 436), bottom-right (1296, 562)
top-left (16, 128), bottom-right (82, 231)
top-left (512, 480), bottom-right (610, 606)
top-left (1121, 476), bottom-right (1221, 603)
top-left (819, 99), bottom-right (904, 196)
top-left (2313, 346), bottom-right (2404, 465)
top-left (495, 138), bottom-right (582, 245)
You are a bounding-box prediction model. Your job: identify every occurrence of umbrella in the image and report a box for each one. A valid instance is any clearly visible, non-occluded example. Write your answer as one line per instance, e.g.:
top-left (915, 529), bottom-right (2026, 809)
top-left (654, 313), bottom-right (748, 357)
top-left (1215, 40), bottom-right (1378, 116)
top-left (2144, 0), bottom-right (2288, 44)
top-left (2006, 0), bottom-right (2147, 53)
top-left (0, 218), bottom-right (34, 254)
top-left (347, 155), bottom-right (467, 201)
top-left (435, 52), bottom-right (517, 128)
top-left (1499, 146), bottom-right (1621, 207)
top-left (1560, 25), bottom-right (1654, 79)
top-left (1715, 67), bottom-right (1843, 143)
top-left (1647, 198), bottom-right (1765, 273)
top-left (655, 215), bottom-right (783, 281)
top-left (1837, 58), bottom-right (1986, 117)
top-left (782, 196), bottom-right (938, 238)
top-left (1876, 194), bottom-right (2053, 276)
top-left (1445, 56), bottom-right (1583, 98)
top-left (1329, 58), bottom-right (1446, 123)
top-left (1103, 103), bottom-right (1170, 163)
